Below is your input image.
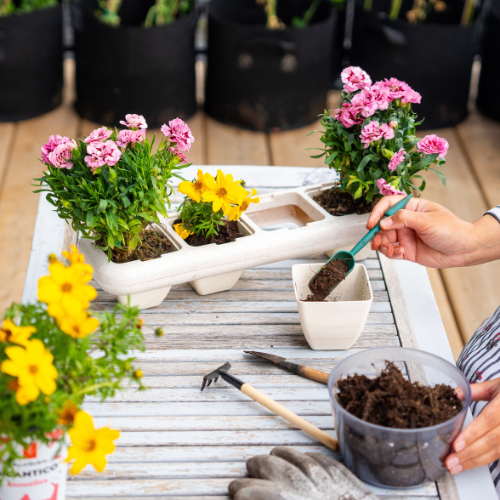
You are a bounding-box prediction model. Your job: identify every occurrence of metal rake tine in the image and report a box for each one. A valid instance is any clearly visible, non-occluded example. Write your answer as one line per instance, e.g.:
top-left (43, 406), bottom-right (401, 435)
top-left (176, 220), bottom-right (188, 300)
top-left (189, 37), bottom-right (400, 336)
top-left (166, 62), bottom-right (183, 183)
top-left (201, 378), bottom-right (207, 392)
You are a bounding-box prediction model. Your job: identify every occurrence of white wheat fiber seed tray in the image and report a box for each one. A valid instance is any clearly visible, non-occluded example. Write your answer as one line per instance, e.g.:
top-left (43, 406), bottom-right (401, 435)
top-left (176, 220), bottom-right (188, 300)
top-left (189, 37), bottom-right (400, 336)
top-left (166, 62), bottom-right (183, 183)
top-left (79, 182), bottom-right (369, 296)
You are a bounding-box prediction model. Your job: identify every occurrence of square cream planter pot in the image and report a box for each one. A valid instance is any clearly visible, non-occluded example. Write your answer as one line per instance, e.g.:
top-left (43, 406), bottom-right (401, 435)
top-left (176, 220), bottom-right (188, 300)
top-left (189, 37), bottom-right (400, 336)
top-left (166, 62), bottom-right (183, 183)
top-left (293, 263), bottom-right (373, 350)
top-left (303, 182), bottom-right (372, 261)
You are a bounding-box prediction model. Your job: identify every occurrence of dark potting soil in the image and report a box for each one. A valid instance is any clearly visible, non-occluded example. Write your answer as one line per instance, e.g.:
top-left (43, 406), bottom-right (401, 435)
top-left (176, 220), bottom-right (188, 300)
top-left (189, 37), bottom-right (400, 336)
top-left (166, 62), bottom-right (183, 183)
top-left (108, 229), bottom-right (173, 264)
top-left (337, 362), bottom-right (462, 429)
top-left (184, 220), bottom-right (243, 247)
top-left (314, 189), bottom-right (378, 217)
top-left (305, 259), bottom-right (348, 301)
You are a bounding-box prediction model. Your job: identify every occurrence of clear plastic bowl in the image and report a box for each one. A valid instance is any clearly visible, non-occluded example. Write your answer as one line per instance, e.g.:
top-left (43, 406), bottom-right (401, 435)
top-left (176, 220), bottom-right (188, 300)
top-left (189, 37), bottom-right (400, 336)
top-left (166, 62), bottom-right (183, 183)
top-left (328, 347), bottom-right (471, 489)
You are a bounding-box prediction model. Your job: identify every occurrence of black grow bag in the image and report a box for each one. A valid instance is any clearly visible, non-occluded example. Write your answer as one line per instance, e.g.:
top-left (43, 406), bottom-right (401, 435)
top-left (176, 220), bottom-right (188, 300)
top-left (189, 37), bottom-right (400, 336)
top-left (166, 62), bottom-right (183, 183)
top-left (205, 0), bottom-right (336, 132)
top-left (349, 8), bottom-right (479, 129)
top-left (0, 4), bottom-right (63, 122)
top-left (73, 0), bottom-right (198, 128)
top-left (477, 0), bottom-right (500, 121)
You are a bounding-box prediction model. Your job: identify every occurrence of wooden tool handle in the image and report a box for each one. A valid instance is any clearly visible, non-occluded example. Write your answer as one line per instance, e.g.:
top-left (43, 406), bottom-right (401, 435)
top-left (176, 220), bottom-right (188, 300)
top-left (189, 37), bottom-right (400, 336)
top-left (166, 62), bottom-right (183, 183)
top-left (241, 384), bottom-right (339, 451)
top-left (295, 365), bottom-right (329, 385)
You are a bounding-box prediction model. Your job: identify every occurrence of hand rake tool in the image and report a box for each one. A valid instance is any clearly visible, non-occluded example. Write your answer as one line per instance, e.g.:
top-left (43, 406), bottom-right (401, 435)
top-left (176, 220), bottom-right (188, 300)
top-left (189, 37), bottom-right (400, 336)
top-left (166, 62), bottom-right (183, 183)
top-left (308, 193), bottom-right (413, 295)
top-left (201, 362), bottom-right (338, 451)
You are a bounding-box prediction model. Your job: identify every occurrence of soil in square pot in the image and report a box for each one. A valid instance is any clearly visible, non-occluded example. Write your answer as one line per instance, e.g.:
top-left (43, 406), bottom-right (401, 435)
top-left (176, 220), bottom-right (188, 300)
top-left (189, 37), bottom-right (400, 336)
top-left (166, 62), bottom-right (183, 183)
top-left (476, 0), bottom-right (500, 121)
top-left (328, 347), bottom-right (471, 488)
top-left (0, 4), bottom-right (63, 122)
top-left (73, 0), bottom-right (198, 128)
top-left (349, 1), bottom-right (479, 129)
top-left (205, 0), bottom-right (337, 131)
top-left (184, 219), bottom-right (243, 246)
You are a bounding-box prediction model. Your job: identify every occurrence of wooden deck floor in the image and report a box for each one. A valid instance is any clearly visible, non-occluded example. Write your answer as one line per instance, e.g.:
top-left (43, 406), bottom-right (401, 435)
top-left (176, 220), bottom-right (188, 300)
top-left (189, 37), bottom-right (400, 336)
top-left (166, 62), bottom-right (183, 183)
top-left (1, 60), bottom-right (499, 360)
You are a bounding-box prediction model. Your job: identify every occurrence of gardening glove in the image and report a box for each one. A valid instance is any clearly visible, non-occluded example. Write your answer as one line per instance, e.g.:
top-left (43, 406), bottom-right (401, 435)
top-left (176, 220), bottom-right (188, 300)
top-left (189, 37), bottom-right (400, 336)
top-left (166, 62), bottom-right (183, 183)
top-left (228, 446), bottom-right (380, 500)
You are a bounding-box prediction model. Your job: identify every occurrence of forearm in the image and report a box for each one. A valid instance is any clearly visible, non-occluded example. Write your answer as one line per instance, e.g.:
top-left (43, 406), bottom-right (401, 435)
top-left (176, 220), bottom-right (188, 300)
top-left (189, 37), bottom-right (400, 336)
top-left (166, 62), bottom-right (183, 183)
top-left (463, 214), bottom-right (500, 266)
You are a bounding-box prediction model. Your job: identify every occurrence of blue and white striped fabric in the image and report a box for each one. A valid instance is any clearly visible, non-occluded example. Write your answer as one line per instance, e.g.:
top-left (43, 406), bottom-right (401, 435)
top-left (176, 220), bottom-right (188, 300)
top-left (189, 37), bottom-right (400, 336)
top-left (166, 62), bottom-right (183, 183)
top-left (456, 205), bottom-right (500, 496)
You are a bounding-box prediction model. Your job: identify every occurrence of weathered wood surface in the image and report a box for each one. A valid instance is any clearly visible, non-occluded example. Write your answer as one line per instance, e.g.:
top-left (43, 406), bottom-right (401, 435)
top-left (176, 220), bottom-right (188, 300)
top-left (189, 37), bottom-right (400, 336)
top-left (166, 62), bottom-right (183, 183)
top-left (21, 166), bottom-right (463, 499)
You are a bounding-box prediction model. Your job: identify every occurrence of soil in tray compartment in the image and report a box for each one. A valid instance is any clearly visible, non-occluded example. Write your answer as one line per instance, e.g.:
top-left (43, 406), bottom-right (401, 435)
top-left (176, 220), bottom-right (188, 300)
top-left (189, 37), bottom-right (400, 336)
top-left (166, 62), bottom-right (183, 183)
top-left (105, 229), bottom-right (174, 264)
top-left (184, 220), bottom-right (243, 247)
top-left (337, 361), bottom-right (462, 428)
top-left (305, 259), bottom-right (348, 301)
top-left (314, 188), bottom-right (378, 216)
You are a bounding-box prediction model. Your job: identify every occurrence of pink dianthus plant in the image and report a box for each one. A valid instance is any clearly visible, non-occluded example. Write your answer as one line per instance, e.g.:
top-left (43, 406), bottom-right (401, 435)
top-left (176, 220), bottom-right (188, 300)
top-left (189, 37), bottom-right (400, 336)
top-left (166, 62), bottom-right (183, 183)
top-left (36, 114), bottom-right (192, 261)
top-left (313, 67), bottom-right (448, 202)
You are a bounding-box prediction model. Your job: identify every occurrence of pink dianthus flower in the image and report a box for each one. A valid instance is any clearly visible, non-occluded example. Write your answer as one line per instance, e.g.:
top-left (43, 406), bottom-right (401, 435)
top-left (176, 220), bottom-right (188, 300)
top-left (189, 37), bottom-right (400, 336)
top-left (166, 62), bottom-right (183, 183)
top-left (120, 114), bottom-right (148, 130)
top-left (417, 134), bottom-right (449, 159)
top-left (351, 88), bottom-right (379, 118)
top-left (341, 66), bottom-right (372, 93)
top-left (47, 143), bottom-right (75, 169)
top-left (116, 129), bottom-right (146, 148)
top-left (84, 127), bottom-right (113, 144)
top-left (161, 118), bottom-right (194, 153)
top-left (85, 140), bottom-right (122, 173)
top-left (360, 121), bottom-right (394, 148)
top-left (377, 178), bottom-right (405, 196)
top-left (388, 148), bottom-right (406, 172)
top-left (376, 78), bottom-right (411, 100)
top-left (401, 89), bottom-right (421, 104)
top-left (333, 103), bottom-right (363, 128)
top-left (41, 135), bottom-right (76, 164)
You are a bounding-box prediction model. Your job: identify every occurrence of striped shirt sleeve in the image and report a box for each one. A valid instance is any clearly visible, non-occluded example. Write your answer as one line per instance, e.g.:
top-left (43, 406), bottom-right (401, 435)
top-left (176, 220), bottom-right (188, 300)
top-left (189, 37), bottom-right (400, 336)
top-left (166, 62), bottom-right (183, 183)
top-left (486, 206), bottom-right (500, 224)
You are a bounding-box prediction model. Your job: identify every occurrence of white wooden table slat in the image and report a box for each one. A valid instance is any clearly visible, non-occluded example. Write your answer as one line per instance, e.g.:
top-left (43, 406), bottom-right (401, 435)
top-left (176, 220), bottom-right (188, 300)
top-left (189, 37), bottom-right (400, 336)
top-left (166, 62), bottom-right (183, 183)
top-left (23, 167), bottom-right (498, 500)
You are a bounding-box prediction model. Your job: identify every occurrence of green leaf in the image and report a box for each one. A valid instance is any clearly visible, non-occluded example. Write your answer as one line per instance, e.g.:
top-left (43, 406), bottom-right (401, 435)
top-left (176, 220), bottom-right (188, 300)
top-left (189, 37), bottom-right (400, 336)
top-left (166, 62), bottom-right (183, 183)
top-left (86, 211), bottom-right (95, 227)
top-left (429, 168), bottom-right (446, 186)
top-left (98, 199), bottom-right (108, 213)
top-left (357, 154), bottom-right (377, 171)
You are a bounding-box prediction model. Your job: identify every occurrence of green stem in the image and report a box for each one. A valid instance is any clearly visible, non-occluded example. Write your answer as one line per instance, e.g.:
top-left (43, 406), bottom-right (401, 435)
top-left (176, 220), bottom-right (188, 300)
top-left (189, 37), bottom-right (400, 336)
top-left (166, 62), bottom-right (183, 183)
top-left (75, 381), bottom-right (116, 396)
top-left (461, 0), bottom-right (475, 25)
top-left (302, 0), bottom-right (321, 25)
top-left (389, 0), bottom-right (402, 20)
top-left (364, 0), bottom-right (372, 11)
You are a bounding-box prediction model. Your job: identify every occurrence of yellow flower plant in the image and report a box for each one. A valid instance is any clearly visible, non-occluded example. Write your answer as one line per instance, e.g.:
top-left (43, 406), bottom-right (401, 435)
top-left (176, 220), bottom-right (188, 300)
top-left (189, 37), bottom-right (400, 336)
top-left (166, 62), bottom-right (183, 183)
top-left (66, 410), bottom-right (120, 474)
top-left (176, 169), bottom-right (259, 242)
top-left (0, 319), bottom-right (36, 346)
top-left (0, 246), bottom-right (145, 482)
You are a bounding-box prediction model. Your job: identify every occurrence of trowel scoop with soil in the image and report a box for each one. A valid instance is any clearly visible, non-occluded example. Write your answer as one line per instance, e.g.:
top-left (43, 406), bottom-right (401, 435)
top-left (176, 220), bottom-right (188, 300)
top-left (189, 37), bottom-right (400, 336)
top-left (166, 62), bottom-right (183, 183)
top-left (308, 193), bottom-right (412, 300)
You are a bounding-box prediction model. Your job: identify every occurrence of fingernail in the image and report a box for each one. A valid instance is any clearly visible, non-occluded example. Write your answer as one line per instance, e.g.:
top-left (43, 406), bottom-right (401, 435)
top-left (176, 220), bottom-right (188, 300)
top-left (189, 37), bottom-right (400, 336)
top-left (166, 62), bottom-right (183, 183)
top-left (450, 465), bottom-right (463, 475)
top-left (381, 218), bottom-right (393, 229)
top-left (447, 457), bottom-right (460, 468)
top-left (382, 247), bottom-right (388, 254)
top-left (455, 440), bottom-right (466, 452)
top-left (394, 247), bottom-right (402, 256)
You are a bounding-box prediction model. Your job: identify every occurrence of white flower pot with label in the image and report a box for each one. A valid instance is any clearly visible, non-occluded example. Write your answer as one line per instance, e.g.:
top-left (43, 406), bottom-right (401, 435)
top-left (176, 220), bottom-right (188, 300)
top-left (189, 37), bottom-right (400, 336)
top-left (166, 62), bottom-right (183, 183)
top-left (293, 263), bottom-right (373, 350)
top-left (0, 439), bottom-right (67, 500)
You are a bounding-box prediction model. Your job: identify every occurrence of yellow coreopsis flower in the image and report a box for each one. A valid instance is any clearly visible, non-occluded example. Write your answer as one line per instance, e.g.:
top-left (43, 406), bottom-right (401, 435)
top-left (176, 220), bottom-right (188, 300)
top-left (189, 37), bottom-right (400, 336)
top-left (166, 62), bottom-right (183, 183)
top-left (1, 339), bottom-right (58, 405)
top-left (58, 311), bottom-right (99, 339)
top-left (173, 223), bottom-right (194, 240)
top-left (178, 169), bottom-right (211, 203)
top-left (66, 410), bottom-right (120, 474)
top-left (0, 319), bottom-right (36, 346)
top-left (202, 170), bottom-right (246, 215)
top-left (227, 189), bottom-right (260, 221)
top-left (63, 245), bottom-right (85, 265)
top-left (38, 261), bottom-right (97, 319)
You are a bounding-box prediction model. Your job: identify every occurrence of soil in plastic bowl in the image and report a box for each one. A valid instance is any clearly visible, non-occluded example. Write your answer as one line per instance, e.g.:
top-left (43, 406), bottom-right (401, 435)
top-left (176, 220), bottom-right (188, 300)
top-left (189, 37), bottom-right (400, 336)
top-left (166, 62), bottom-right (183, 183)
top-left (305, 258), bottom-right (348, 301)
top-left (313, 188), bottom-right (378, 216)
top-left (336, 362), bottom-right (463, 488)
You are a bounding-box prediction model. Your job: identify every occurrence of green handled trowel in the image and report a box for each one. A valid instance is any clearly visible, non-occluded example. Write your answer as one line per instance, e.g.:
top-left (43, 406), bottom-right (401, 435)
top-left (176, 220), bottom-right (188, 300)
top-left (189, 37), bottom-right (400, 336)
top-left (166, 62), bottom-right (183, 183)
top-left (308, 193), bottom-right (413, 294)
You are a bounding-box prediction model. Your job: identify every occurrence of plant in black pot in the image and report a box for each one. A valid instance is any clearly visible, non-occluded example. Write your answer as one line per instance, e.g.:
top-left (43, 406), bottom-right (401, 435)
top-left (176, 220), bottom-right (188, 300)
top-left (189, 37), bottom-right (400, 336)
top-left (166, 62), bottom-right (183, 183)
top-left (0, 0), bottom-right (63, 122)
top-left (73, 0), bottom-right (198, 128)
top-left (204, 0), bottom-right (338, 132)
top-left (348, 0), bottom-right (480, 129)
